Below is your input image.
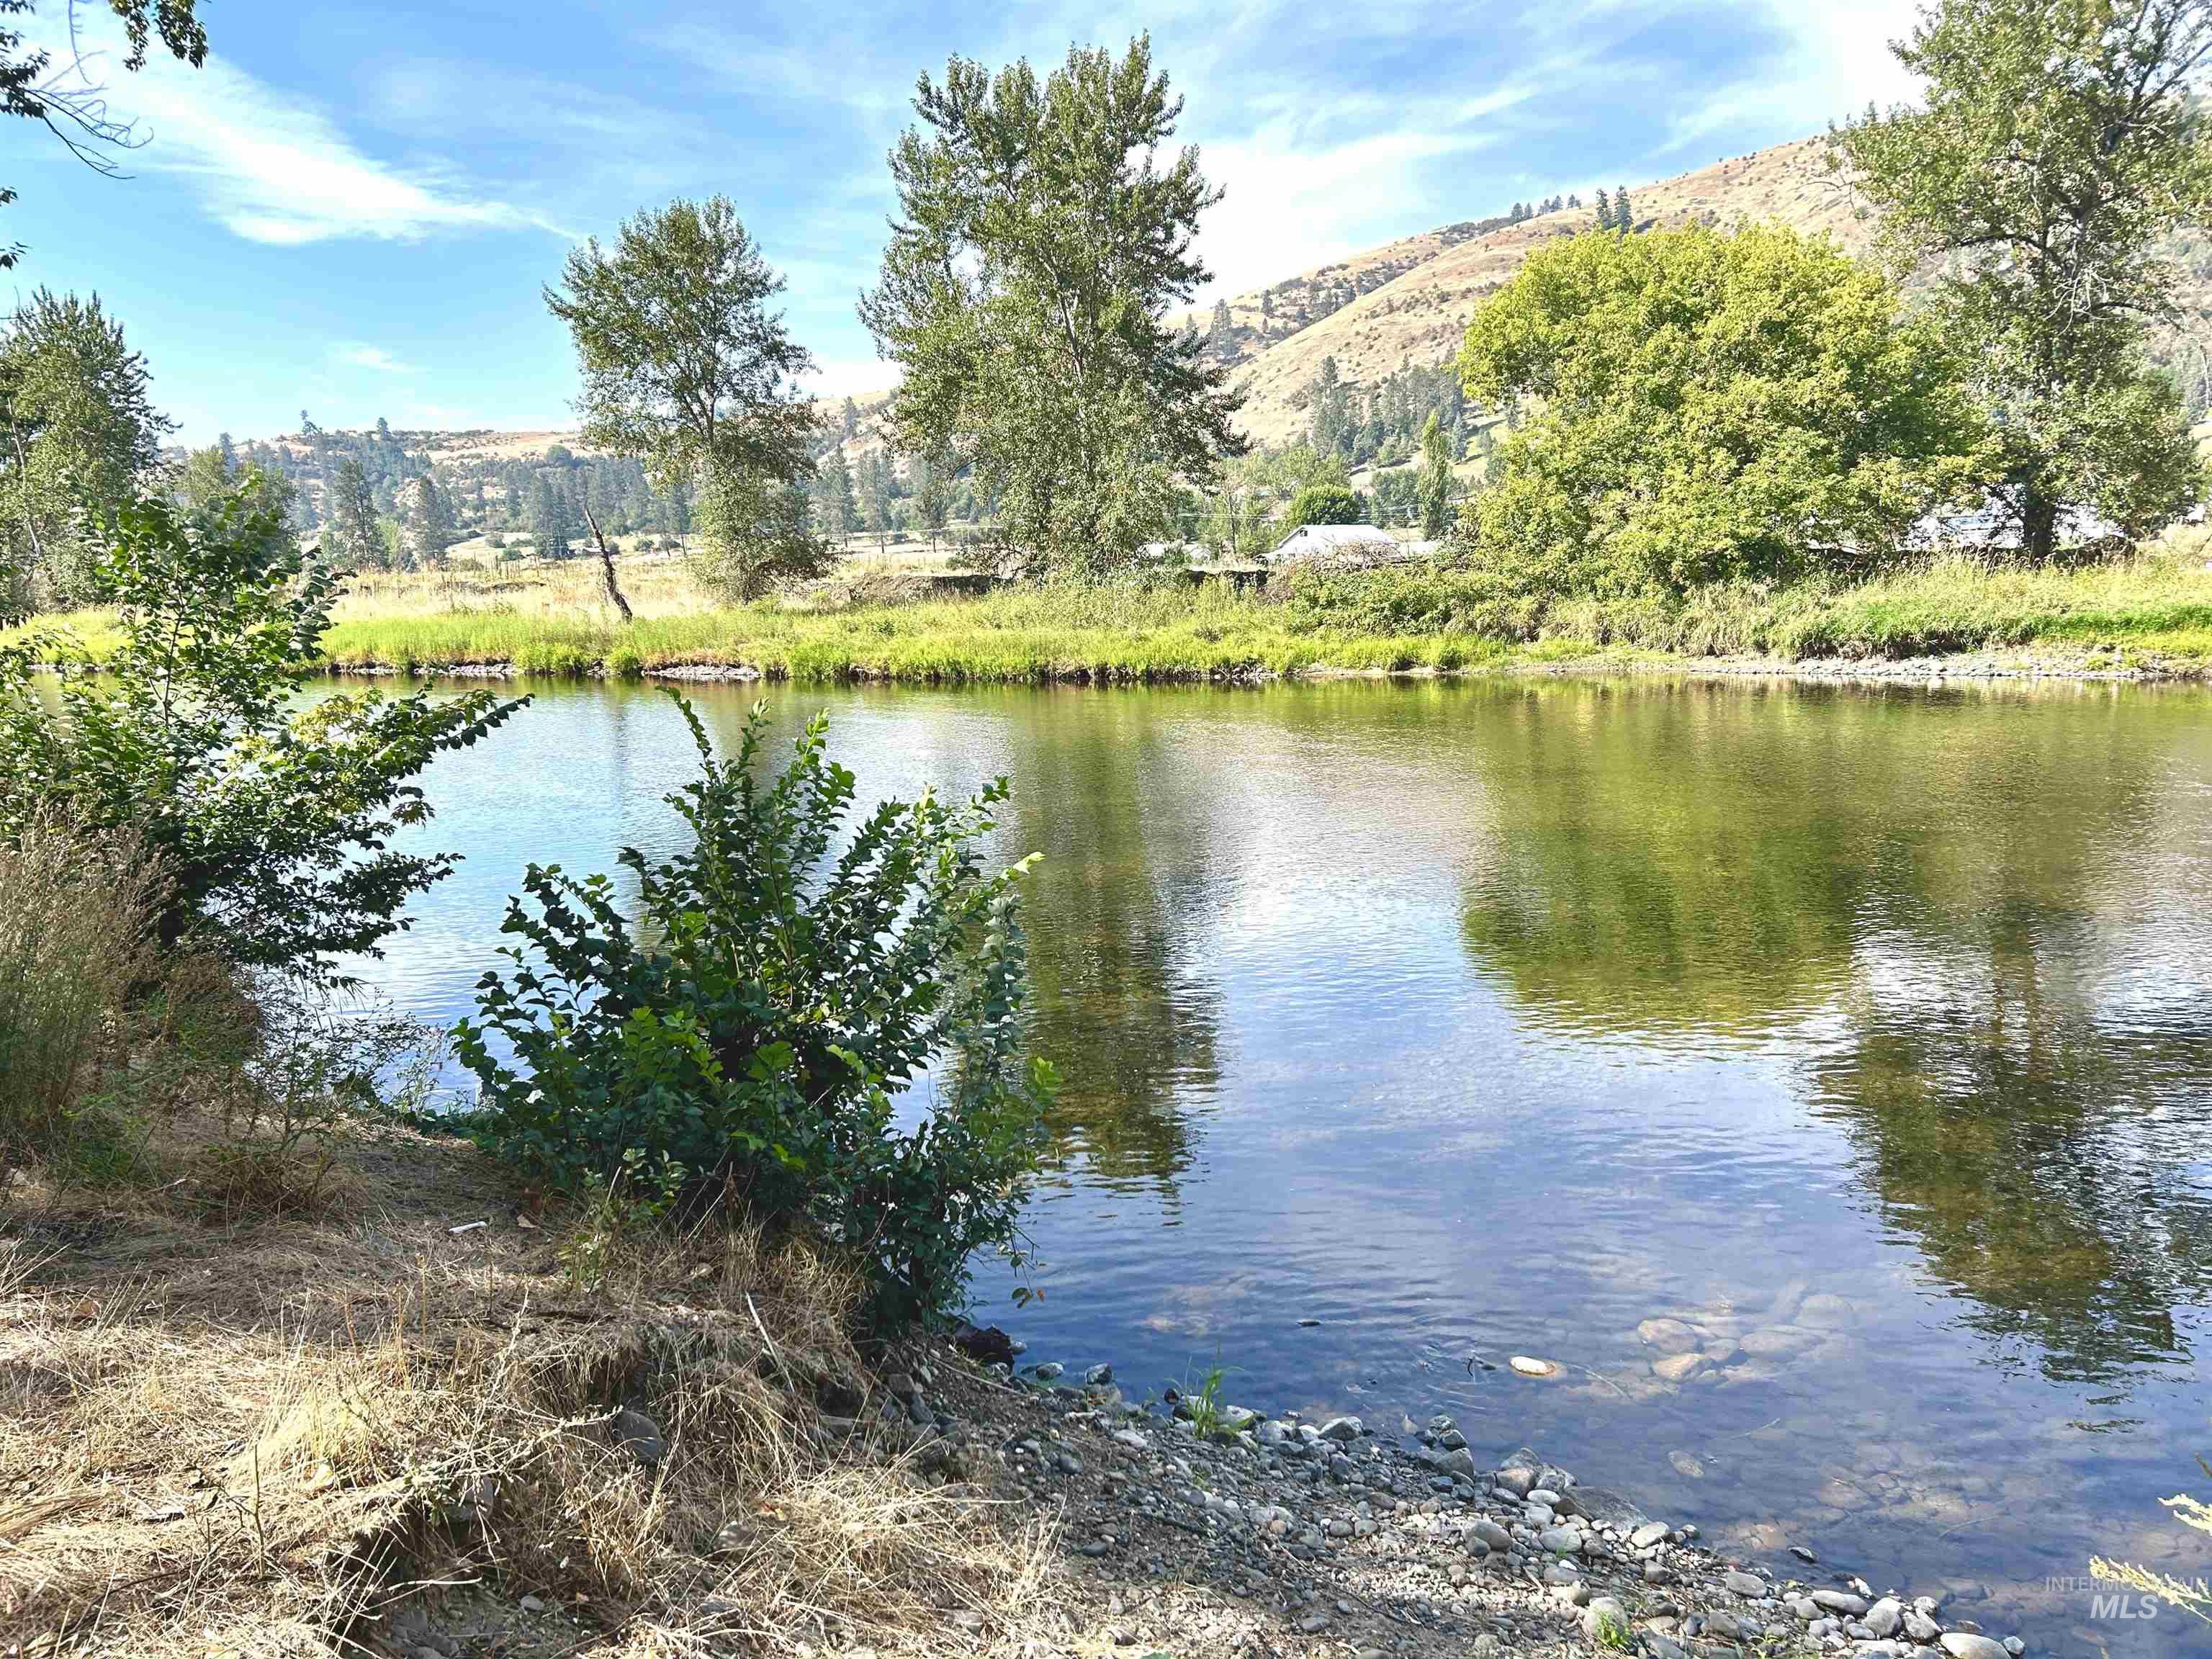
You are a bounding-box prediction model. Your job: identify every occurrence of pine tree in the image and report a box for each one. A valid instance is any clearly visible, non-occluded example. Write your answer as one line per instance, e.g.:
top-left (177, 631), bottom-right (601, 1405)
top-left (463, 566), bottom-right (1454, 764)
top-left (1209, 297), bottom-right (1233, 352)
top-left (1594, 189), bottom-right (1614, 230)
top-left (323, 455), bottom-right (382, 569)
top-left (1613, 187), bottom-right (1634, 232)
top-left (403, 475), bottom-right (458, 565)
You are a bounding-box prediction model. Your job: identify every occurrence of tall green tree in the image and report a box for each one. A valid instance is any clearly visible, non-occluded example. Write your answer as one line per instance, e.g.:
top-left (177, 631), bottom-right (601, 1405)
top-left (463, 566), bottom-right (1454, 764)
top-left (0, 288), bottom-right (170, 616)
top-left (403, 473), bottom-right (457, 566)
top-left (860, 37), bottom-right (1244, 577)
top-left (1416, 410), bottom-right (1457, 539)
top-left (1457, 222), bottom-right (1990, 596)
top-left (1834, 0), bottom-right (2212, 559)
top-left (545, 196), bottom-right (827, 597)
top-left (320, 454), bottom-right (381, 569)
top-left (812, 446), bottom-right (858, 539)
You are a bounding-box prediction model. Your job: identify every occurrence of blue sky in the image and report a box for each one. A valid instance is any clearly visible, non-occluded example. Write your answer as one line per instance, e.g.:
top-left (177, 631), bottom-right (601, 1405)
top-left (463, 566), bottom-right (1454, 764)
top-left (5, 0), bottom-right (1922, 446)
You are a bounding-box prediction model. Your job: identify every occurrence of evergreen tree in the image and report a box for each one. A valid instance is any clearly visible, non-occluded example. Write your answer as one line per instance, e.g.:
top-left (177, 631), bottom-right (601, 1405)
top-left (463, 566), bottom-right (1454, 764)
top-left (1613, 186), bottom-right (1634, 231)
top-left (403, 475), bottom-right (458, 565)
top-left (1594, 189), bottom-right (1613, 230)
top-left (813, 447), bottom-right (859, 538)
top-left (1416, 410), bottom-right (1457, 539)
top-left (0, 288), bottom-right (173, 613)
top-left (1209, 297), bottom-right (1233, 352)
top-left (322, 455), bottom-right (382, 569)
top-left (840, 395), bottom-right (860, 440)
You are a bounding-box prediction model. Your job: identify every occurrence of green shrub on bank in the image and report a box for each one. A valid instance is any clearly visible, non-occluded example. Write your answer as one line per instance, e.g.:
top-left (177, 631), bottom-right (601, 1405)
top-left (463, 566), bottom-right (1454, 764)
top-left (0, 487), bottom-right (526, 979)
top-left (456, 697), bottom-right (1056, 1329)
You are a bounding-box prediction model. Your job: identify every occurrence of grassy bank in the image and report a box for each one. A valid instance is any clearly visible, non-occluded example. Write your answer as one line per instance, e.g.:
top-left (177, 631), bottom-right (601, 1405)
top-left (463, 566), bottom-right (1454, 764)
top-left (18, 535), bottom-right (2212, 681)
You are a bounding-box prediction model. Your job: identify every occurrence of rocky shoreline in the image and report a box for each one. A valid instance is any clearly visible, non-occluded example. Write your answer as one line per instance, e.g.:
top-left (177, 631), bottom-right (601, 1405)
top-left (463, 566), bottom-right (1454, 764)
top-left (871, 1323), bottom-right (2029, 1658)
top-left (315, 647), bottom-right (2197, 688)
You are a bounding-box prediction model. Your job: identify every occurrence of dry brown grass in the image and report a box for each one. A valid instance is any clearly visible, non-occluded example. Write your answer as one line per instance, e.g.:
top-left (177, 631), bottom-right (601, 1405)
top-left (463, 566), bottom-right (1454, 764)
top-left (0, 1123), bottom-right (1053, 1658)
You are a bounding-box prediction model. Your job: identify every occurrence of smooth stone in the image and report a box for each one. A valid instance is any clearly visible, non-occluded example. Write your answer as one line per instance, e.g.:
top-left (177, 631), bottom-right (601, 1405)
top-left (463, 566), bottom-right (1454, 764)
top-left (1319, 1416), bottom-right (1363, 1442)
top-left (1906, 1614), bottom-right (1943, 1642)
top-left (1468, 1519), bottom-right (1513, 1552)
top-left (1668, 1451), bottom-right (1707, 1479)
top-left (1865, 1597), bottom-right (1903, 1637)
top-left (1631, 1520), bottom-right (1671, 1548)
top-left (1637, 1316), bottom-right (1701, 1355)
top-left (1032, 1362), bottom-right (1063, 1380)
top-left (1938, 1638), bottom-right (2009, 1659)
top-left (1798, 1293), bottom-right (1856, 1328)
top-left (1723, 1570), bottom-right (1766, 1598)
top-left (1812, 1589), bottom-right (1869, 1616)
top-left (1653, 1351), bottom-right (1710, 1382)
top-left (1539, 1525), bottom-right (1583, 1555)
top-left (1740, 1326), bottom-right (1821, 1359)
top-left (1084, 1363), bottom-right (1113, 1385)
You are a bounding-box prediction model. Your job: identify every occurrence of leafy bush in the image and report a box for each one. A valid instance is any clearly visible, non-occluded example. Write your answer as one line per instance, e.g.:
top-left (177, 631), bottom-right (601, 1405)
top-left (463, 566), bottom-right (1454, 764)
top-left (1285, 482), bottom-right (1361, 528)
top-left (1456, 222), bottom-right (1992, 598)
top-left (457, 697), bottom-right (1055, 1328)
top-left (0, 486), bottom-right (526, 978)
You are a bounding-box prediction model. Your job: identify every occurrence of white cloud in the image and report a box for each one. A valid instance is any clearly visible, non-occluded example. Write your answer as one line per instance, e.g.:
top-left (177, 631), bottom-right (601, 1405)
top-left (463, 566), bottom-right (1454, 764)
top-left (333, 343), bottom-right (416, 374)
top-left (804, 356), bottom-right (898, 401)
top-left (1197, 124), bottom-right (1501, 297)
top-left (34, 19), bottom-right (565, 245)
top-left (1652, 0), bottom-right (1924, 157)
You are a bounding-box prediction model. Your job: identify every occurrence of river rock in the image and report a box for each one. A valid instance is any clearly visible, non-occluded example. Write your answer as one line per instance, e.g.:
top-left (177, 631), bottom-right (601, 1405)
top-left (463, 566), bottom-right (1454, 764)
top-left (1630, 1520), bottom-right (1671, 1548)
top-left (1864, 1596), bottom-right (1903, 1637)
top-left (1496, 1465), bottom-right (1539, 1498)
top-left (1740, 1326), bottom-right (1821, 1358)
top-left (1812, 1589), bottom-right (1868, 1616)
top-left (1906, 1612), bottom-right (1943, 1642)
top-left (1938, 1637), bottom-right (2009, 1659)
top-left (1467, 1518), bottom-right (1512, 1552)
top-left (1637, 1316), bottom-right (1701, 1354)
top-left (1540, 1525), bottom-right (1582, 1555)
top-left (1797, 1292), bottom-right (1856, 1329)
top-left (1668, 1450), bottom-right (1707, 1479)
top-left (1581, 1596), bottom-right (1628, 1643)
top-left (1319, 1415), bottom-right (1363, 1442)
top-left (1084, 1363), bottom-right (1113, 1385)
top-left (1032, 1362), bottom-right (1063, 1380)
top-left (1722, 1570), bottom-right (1766, 1598)
top-left (1653, 1351), bottom-right (1710, 1382)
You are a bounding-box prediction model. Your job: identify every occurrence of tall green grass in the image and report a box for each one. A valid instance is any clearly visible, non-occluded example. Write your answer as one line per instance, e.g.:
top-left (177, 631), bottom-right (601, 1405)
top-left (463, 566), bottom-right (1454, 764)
top-left (15, 540), bottom-right (2212, 681)
top-left (0, 812), bottom-right (163, 1178)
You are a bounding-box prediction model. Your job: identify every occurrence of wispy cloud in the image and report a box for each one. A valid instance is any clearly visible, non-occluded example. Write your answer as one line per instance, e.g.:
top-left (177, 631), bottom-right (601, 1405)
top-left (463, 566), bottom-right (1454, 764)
top-left (333, 343), bottom-right (416, 374)
top-left (35, 19), bottom-right (567, 245)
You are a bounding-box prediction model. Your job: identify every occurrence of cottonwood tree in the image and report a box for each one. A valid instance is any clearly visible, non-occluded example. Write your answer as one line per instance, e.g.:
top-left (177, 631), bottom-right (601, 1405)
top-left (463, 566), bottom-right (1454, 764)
top-left (1834, 0), bottom-right (2212, 557)
top-left (0, 287), bottom-right (169, 616)
top-left (1457, 222), bottom-right (1991, 596)
top-left (545, 197), bottom-right (827, 601)
top-left (860, 37), bottom-right (1243, 577)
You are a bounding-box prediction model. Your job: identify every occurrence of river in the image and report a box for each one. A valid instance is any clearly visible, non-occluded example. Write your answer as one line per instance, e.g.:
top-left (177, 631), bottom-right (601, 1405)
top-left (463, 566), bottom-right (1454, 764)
top-left (344, 673), bottom-right (2212, 1654)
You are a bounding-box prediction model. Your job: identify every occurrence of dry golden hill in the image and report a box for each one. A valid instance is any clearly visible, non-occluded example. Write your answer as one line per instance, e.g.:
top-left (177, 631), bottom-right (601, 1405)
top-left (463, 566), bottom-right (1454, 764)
top-left (1220, 137), bottom-right (1868, 446)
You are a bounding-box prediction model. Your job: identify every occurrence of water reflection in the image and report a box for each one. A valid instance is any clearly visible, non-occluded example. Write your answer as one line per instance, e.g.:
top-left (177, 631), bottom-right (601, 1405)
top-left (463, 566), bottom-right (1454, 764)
top-left (1456, 679), bottom-right (2212, 1390)
top-left (345, 673), bottom-right (2212, 1654)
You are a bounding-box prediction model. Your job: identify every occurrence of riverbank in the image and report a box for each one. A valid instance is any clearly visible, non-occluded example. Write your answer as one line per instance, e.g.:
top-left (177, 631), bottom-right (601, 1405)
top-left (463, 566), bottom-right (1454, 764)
top-left (14, 540), bottom-right (2212, 685)
top-left (3, 1120), bottom-right (2029, 1658)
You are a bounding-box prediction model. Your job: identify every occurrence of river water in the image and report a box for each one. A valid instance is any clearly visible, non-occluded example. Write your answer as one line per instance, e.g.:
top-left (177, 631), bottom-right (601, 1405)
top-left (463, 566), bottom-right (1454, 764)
top-left (345, 674), bottom-right (2212, 1654)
